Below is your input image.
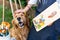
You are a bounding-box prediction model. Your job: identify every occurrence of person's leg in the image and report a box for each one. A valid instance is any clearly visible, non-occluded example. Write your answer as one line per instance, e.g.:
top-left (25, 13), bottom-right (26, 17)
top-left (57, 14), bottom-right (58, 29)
top-left (37, 24), bottom-right (57, 40)
top-left (27, 10), bottom-right (58, 40)
top-left (27, 23), bottom-right (57, 40)
top-left (54, 19), bottom-right (60, 36)
top-left (27, 12), bottom-right (56, 40)
top-left (35, 10), bottom-right (40, 16)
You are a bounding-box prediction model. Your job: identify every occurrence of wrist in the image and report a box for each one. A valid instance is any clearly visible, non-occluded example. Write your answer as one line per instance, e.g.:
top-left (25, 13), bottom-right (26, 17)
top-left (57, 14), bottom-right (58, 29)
top-left (23, 4), bottom-right (32, 12)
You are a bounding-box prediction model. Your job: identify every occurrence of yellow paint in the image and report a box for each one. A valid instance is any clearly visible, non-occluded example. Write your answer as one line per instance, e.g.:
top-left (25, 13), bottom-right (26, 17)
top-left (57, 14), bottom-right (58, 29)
top-left (40, 22), bottom-right (44, 26)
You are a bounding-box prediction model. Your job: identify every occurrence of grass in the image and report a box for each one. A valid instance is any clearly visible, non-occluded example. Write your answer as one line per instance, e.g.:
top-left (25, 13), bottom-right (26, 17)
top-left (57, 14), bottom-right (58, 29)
top-left (0, 5), bottom-right (13, 28)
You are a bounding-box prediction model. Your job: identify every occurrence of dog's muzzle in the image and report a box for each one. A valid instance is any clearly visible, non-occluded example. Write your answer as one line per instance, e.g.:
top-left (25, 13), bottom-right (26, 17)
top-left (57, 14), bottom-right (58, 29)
top-left (17, 17), bottom-right (24, 28)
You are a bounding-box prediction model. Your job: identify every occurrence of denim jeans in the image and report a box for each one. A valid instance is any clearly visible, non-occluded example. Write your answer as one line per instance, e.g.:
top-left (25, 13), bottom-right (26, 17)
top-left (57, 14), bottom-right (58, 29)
top-left (27, 12), bottom-right (60, 40)
top-left (27, 0), bottom-right (60, 40)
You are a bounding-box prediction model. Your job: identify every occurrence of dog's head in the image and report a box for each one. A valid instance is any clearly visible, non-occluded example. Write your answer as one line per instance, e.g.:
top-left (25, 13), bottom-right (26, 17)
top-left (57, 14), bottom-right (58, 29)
top-left (12, 12), bottom-right (29, 28)
top-left (11, 13), bottom-right (30, 40)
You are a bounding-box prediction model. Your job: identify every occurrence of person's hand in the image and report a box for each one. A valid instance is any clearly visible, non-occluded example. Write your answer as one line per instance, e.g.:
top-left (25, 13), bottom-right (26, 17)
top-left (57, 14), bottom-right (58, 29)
top-left (47, 22), bottom-right (53, 26)
top-left (14, 9), bottom-right (25, 18)
top-left (15, 9), bottom-right (24, 13)
top-left (13, 4), bottom-right (32, 18)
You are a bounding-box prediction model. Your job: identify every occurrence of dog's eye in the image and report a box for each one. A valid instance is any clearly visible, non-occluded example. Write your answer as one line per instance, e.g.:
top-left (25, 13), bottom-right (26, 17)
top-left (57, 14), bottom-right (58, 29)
top-left (21, 14), bottom-right (24, 16)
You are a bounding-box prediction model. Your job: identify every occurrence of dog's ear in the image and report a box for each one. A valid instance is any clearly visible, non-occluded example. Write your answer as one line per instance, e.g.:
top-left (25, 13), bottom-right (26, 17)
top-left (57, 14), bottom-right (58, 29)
top-left (12, 19), bottom-right (16, 25)
top-left (12, 19), bottom-right (19, 28)
top-left (26, 14), bottom-right (30, 28)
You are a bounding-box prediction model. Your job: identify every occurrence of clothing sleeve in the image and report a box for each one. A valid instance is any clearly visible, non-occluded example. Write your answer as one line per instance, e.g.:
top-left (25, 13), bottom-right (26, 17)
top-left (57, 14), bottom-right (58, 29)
top-left (28, 0), bottom-right (37, 5)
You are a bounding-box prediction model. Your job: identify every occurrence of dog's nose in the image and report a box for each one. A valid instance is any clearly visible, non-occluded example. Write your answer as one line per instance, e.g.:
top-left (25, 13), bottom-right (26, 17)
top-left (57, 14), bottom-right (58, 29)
top-left (17, 17), bottom-right (21, 21)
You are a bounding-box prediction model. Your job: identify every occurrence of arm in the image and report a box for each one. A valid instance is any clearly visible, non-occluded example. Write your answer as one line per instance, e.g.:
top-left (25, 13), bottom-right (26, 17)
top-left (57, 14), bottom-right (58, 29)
top-left (23, 4), bottom-right (33, 12)
top-left (23, 0), bottom-right (37, 12)
top-left (15, 0), bottom-right (37, 13)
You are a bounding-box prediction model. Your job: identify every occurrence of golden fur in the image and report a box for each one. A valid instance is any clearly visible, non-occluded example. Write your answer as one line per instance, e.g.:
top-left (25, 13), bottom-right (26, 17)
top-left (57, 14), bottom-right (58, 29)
top-left (10, 13), bottom-right (30, 40)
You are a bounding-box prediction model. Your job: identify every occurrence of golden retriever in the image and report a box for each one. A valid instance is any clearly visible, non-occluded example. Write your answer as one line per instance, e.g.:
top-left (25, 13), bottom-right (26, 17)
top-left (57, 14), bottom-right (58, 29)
top-left (10, 12), bottom-right (30, 40)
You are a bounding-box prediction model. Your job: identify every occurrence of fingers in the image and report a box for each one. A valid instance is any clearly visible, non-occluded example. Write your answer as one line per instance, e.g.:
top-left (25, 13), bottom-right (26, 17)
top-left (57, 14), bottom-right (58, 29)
top-left (14, 9), bottom-right (24, 14)
top-left (13, 9), bottom-right (24, 18)
top-left (14, 12), bottom-right (24, 18)
top-left (47, 22), bottom-right (53, 26)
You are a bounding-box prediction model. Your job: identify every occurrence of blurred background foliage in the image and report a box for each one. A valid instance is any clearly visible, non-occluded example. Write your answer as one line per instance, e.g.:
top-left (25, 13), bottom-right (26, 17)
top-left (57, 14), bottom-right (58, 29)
top-left (0, 5), bottom-right (13, 28)
top-left (7, 0), bottom-right (27, 7)
top-left (0, 0), bottom-right (34, 28)
top-left (2, 0), bottom-right (27, 28)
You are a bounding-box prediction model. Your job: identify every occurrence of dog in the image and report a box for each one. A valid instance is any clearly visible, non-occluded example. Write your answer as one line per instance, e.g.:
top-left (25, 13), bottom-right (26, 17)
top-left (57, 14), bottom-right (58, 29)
top-left (10, 12), bottom-right (30, 40)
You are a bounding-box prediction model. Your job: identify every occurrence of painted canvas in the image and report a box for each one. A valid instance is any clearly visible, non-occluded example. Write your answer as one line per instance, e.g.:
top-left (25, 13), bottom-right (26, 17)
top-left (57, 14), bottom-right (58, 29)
top-left (33, 2), bottom-right (60, 32)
